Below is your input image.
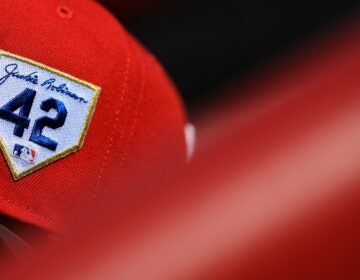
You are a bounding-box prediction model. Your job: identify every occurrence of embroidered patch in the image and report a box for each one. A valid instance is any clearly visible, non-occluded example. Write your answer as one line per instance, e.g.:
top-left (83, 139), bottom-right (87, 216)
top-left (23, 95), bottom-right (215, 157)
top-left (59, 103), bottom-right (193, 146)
top-left (0, 51), bottom-right (100, 180)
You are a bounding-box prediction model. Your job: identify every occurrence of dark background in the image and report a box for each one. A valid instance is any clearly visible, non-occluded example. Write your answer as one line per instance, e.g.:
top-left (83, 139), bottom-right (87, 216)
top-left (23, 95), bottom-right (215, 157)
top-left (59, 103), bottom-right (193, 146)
top-left (100, 0), bottom-right (360, 111)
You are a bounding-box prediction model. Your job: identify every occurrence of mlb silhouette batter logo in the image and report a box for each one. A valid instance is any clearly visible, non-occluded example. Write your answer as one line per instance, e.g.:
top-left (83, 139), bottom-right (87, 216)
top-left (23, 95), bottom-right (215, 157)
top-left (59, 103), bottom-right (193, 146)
top-left (12, 144), bottom-right (36, 164)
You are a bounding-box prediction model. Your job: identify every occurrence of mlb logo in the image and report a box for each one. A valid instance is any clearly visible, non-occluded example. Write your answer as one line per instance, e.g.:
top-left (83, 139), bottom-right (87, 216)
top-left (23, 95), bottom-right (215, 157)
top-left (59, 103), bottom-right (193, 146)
top-left (12, 144), bottom-right (36, 164)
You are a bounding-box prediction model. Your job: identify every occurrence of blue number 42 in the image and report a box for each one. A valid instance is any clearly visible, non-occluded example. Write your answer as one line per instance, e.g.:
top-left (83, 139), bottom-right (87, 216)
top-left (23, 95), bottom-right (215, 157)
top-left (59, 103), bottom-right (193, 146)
top-left (0, 88), bottom-right (68, 151)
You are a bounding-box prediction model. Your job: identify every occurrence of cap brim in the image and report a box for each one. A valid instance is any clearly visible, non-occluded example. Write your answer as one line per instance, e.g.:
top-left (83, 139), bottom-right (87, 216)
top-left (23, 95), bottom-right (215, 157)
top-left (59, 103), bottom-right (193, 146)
top-left (0, 198), bottom-right (60, 234)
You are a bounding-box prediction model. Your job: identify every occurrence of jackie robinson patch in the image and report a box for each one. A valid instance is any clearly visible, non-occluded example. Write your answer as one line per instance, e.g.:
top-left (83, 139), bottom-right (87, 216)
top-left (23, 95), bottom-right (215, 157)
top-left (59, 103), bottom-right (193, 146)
top-left (0, 51), bottom-right (100, 180)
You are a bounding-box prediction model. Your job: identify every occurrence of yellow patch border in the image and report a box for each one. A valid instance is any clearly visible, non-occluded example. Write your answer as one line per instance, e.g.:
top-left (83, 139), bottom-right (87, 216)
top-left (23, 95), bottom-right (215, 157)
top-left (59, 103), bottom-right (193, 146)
top-left (0, 50), bottom-right (101, 180)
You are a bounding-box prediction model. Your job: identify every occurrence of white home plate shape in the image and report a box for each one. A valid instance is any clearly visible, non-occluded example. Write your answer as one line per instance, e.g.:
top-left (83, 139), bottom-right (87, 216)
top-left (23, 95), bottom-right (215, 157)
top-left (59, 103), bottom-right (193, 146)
top-left (0, 51), bottom-right (100, 180)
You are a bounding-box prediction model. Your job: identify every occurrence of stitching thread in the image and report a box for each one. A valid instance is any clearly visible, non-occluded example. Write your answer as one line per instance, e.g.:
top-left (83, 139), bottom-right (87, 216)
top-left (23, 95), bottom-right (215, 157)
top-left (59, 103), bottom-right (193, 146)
top-left (91, 39), bottom-right (132, 206)
top-left (116, 46), bottom-right (147, 176)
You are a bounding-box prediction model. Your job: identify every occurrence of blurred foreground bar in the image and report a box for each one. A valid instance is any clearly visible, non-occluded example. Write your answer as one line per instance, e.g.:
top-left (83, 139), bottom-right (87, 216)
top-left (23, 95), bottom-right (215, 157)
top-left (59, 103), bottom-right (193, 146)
top-left (7, 16), bottom-right (360, 280)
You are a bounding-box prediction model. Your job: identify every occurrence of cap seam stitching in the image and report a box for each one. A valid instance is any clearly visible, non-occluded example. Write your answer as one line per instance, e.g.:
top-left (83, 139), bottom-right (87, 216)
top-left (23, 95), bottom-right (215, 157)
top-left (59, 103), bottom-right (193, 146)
top-left (91, 34), bottom-right (132, 205)
top-left (115, 42), bottom-right (148, 182)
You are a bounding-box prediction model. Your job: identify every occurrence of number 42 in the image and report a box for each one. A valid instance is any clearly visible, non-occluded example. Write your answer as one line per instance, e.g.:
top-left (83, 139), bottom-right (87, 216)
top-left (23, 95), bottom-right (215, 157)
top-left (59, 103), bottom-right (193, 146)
top-left (0, 88), bottom-right (68, 151)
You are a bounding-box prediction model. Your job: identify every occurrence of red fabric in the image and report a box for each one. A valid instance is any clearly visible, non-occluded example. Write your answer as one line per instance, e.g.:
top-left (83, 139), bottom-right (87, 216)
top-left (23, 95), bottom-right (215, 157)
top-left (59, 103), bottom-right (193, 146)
top-left (0, 0), bottom-right (186, 233)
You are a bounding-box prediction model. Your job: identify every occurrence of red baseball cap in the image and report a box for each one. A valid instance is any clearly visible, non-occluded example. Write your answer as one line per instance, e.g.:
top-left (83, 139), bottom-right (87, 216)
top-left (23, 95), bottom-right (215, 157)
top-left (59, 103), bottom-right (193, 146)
top-left (0, 0), bottom-right (187, 233)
